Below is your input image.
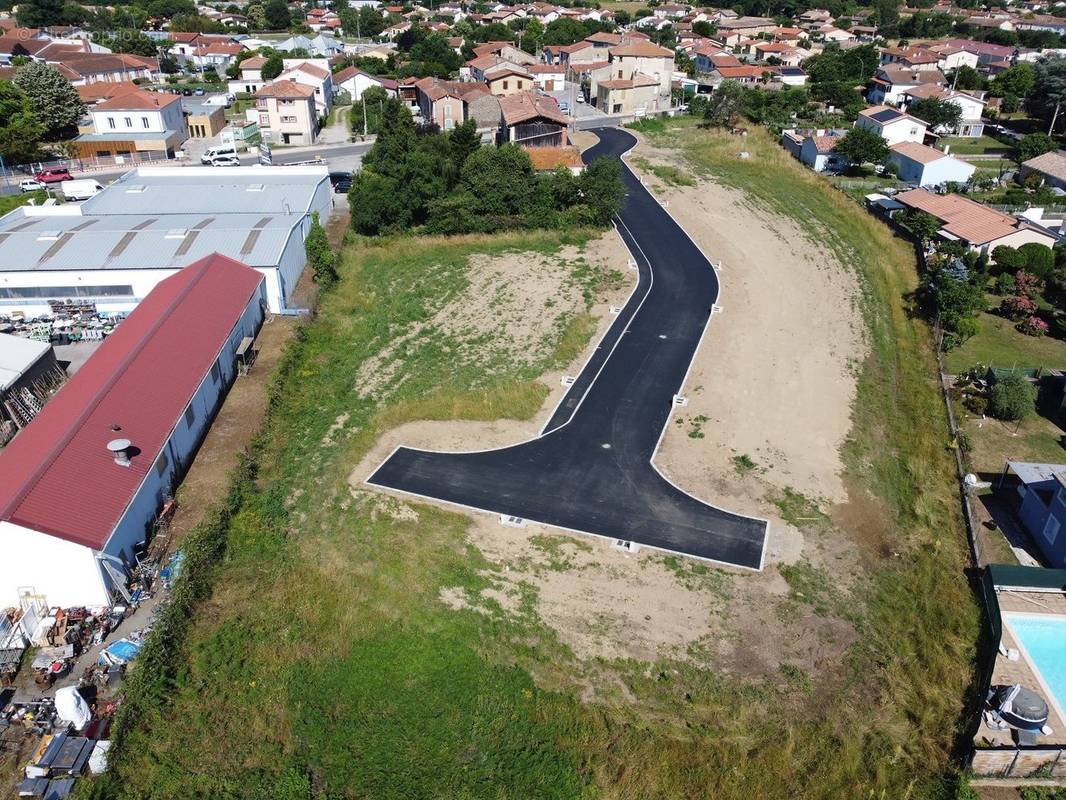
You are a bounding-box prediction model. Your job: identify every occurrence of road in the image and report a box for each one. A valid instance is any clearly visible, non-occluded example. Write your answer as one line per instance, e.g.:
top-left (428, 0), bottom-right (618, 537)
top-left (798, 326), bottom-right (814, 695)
top-left (367, 127), bottom-right (768, 569)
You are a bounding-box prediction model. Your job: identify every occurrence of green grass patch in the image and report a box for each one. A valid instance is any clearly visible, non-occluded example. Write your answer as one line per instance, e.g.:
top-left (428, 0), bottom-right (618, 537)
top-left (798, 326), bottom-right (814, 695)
top-left (940, 135), bottom-right (1014, 156)
top-left (769, 487), bottom-right (830, 530)
top-left (630, 155), bottom-right (696, 186)
top-left (0, 189), bottom-right (47, 217)
top-left (731, 453), bottom-right (758, 475)
top-left (945, 310), bottom-right (1066, 373)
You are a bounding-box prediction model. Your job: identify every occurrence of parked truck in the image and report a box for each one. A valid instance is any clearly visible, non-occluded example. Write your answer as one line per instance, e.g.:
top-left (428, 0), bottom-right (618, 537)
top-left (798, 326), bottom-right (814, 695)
top-left (61, 179), bottom-right (104, 201)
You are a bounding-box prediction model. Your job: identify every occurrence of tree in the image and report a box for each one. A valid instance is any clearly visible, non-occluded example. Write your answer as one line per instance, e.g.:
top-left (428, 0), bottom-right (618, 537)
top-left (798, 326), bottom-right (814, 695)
top-left (988, 374), bottom-right (1036, 421)
top-left (349, 170), bottom-right (407, 234)
top-left (990, 62), bottom-right (1035, 98)
top-left (702, 80), bottom-right (745, 127)
top-left (578, 156), bottom-right (625, 226)
top-left (16, 0), bottom-right (67, 27)
top-left (13, 62), bottom-right (83, 139)
top-left (1028, 56), bottom-right (1066, 133)
top-left (906, 96), bottom-right (962, 131)
top-left (461, 144), bottom-right (534, 219)
top-left (1017, 132), bottom-right (1055, 164)
top-left (261, 52), bottom-right (284, 80)
top-left (902, 209), bottom-right (942, 243)
top-left (304, 211), bottom-right (338, 286)
top-left (448, 119), bottom-right (480, 172)
top-left (948, 65), bottom-right (984, 91)
top-left (350, 85), bottom-right (388, 136)
top-left (245, 1), bottom-right (266, 29)
top-left (263, 0), bottom-right (290, 30)
top-left (0, 81), bottom-right (44, 164)
top-left (1019, 242), bottom-right (1055, 278)
top-left (834, 126), bottom-right (889, 166)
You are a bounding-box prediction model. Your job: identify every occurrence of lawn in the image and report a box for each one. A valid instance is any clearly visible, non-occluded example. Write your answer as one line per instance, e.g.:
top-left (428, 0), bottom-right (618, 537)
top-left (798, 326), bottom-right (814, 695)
top-left (942, 135), bottom-right (1015, 156)
top-left (88, 122), bottom-right (980, 800)
top-left (0, 189), bottom-right (46, 217)
top-left (946, 310), bottom-right (1066, 374)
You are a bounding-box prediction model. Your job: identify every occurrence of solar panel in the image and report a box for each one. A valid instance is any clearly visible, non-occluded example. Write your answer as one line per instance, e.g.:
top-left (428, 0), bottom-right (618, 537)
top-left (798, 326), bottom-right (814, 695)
top-left (871, 109), bottom-right (901, 122)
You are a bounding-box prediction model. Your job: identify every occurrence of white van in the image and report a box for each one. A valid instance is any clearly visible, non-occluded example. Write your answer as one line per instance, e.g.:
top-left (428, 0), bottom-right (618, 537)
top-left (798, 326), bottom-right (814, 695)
top-left (61, 179), bottom-right (104, 201)
top-left (201, 144), bottom-right (238, 164)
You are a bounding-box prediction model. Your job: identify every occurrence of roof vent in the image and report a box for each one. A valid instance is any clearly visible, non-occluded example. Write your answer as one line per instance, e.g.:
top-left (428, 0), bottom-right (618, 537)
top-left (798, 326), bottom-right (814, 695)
top-left (107, 438), bottom-right (133, 467)
top-left (246, 183), bottom-right (265, 192)
top-left (165, 228), bottom-right (188, 239)
top-left (125, 184), bottom-right (148, 193)
top-left (36, 231), bottom-right (61, 241)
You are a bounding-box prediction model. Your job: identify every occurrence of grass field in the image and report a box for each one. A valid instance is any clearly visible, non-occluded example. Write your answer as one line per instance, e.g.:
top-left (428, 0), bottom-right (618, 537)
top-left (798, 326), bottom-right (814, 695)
top-left (946, 311), bottom-right (1066, 374)
top-left (942, 136), bottom-right (1014, 157)
top-left (0, 189), bottom-right (46, 216)
top-left (90, 121), bottom-right (980, 800)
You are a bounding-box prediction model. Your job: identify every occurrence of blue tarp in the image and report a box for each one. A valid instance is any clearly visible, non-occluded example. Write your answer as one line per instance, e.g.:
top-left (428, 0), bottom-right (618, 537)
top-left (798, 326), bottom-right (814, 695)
top-left (97, 638), bottom-right (141, 667)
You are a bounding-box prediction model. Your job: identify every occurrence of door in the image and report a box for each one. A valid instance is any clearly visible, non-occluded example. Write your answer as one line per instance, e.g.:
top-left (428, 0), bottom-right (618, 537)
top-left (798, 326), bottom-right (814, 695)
top-left (544, 80), bottom-right (554, 91)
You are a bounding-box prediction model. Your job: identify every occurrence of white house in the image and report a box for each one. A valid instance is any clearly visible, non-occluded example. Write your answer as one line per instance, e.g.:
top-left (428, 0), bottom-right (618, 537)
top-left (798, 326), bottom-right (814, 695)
top-left (888, 142), bottom-right (976, 187)
top-left (332, 65), bottom-right (399, 100)
top-left (855, 105), bottom-right (929, 146)
top-left (902, 85), bottom-right (986, 137)
top-left (781, 128), bottom-right (848, 172)
top-left (278, 59), bottom-right (335, 115)
top-left (0, 254), bottom-right (266, 610)
top-left (868, 65), bottom-right (945, 106)
top-left (75, 89), bottom-right (189, 160)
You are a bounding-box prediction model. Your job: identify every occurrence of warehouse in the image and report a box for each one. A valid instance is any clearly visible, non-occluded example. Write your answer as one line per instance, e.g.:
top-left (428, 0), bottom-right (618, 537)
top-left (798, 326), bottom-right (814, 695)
top-left (0, 333), bottom-right (64, 440)
top-left (0, 165), bottom-right (332, 315)
top-left (0, 253), bottom-right (266, 609)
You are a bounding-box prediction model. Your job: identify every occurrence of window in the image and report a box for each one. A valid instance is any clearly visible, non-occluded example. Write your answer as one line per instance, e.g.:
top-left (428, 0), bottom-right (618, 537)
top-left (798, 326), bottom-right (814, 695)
top-left (107, 117), bottom-right (116, 129)
top-left (444, 103), bottom-right (452, 119)
top-left (281, 115), bottom-right (297, 123)
top-left (155, 451), bottom-right (169, 477)
top-left (142, 116), bottom-right (150, 128)
top-left (0, 284), bottom-right (134, 299)
top-left (617, 69), bottom-right (623, 78)
top-left (1045, 515), bottom-right (1060, 546)
top-left (184, 404), bottom-right (196, 428)
top-left (517, 80), bottom-right (523, 88)
top-left (502, 80), bottom-right (509, 90)
top-left (124, 117), bottom-right (132, 127)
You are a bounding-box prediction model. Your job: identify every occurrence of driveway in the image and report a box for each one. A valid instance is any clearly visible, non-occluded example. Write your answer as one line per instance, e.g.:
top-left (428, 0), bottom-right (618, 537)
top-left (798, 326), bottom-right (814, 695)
top-left (367, 127), bottom-right (768, 569)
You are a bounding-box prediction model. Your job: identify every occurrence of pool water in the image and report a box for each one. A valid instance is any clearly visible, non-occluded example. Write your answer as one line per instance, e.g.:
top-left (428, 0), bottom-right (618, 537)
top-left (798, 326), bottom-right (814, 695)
top-left (1006, 613), bottom-right (1066, 718)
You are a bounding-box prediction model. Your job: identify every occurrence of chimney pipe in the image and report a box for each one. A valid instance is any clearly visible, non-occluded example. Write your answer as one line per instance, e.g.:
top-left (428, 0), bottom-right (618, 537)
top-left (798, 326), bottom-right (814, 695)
top-left (107, 438), bottom-right (133, 467)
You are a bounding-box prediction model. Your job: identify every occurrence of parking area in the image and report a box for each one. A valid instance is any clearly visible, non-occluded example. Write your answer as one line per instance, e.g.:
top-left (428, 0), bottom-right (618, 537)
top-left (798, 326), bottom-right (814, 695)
top-left (545, 81), bottom-right (607, 121)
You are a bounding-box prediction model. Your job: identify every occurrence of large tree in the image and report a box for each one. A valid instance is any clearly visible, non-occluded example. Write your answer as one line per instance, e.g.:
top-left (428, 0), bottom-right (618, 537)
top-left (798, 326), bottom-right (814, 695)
top-left (263, 0), bottom-right (291, 30)
top-left (1017, 132), bottom-right (1055, 164)
top-left (16, 0), bottom-right (68, 27)
top-left (702, 80), bottom-right (745, 127)
top-left (834, 126), bottom-right (889, 166)
top-left (13, 62), bottom-right (84, 140)
top-left (906, 96), bottom-right (963, 131)
top-left (0, 81), bottom-right (45, 165)
top-left (1028, 56), bottom-right (1066, 133)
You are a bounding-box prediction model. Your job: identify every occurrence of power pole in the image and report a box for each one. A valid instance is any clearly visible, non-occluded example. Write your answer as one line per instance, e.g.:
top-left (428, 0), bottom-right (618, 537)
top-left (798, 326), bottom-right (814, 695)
top-left (1050, 99), bottom-right (1062, 136)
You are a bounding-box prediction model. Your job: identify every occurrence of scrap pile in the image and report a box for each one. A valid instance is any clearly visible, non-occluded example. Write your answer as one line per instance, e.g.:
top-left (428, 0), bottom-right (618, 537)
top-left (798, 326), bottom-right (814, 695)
top-left (0, 311), bottom-right (123, 346)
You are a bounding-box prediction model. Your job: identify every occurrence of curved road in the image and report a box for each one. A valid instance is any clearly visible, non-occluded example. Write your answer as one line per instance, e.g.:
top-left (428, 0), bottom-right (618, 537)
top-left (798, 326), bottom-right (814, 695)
top-left (367, 127), bottom-right (768, 569)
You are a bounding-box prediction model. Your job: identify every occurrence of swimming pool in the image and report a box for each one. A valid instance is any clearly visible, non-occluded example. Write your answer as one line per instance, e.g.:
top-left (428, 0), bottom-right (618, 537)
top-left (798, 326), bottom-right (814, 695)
top-left (1005, 613), bottom-right (1066, 721)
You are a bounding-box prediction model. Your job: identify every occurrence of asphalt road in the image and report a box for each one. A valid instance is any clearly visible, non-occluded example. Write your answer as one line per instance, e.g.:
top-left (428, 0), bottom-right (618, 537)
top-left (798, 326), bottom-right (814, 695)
top-left (367, 127), bottom-right (768, 569)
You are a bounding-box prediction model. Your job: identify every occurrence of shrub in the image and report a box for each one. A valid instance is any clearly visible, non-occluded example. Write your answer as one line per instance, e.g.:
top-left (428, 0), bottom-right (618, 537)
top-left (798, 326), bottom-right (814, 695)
top-left (994, 272), bottom-right (1016, 295)
top-left (989, 374), bottom-right (1037, 421)
top-left (304, 211), bottom-right (337, 287)
top-left (1017, 315), bottom-right (1049, 336)
top-left (1015, 269), bottom-right (1045, 299)
top-left (1001, 294), bottom-right (1038, 320)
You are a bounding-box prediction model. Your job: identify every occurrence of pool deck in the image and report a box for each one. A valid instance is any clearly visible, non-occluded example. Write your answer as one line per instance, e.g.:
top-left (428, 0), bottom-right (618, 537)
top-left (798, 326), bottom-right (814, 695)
top-left (978, 590), bottom-right (1066, 749)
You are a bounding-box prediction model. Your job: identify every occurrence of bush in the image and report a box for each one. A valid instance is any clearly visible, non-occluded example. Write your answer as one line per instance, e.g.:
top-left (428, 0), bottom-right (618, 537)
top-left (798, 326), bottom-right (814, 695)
top-left (1017, 315), bottom-right (1049, 336)
top-left (989, 374), bottom-right (1037, 421)
top-left (994, 273), bottom-right (1016, 295)
top-left (1001, 294), bottom-right (1039, 320)
top-left (304, 211), bottom-right (337, 286)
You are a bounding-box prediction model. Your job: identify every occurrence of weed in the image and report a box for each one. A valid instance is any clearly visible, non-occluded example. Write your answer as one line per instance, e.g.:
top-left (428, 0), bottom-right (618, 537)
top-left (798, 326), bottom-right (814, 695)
top-left (732, 453), bottom-right (758, 475)
top-left (769, 487), bottom-right (830, 530)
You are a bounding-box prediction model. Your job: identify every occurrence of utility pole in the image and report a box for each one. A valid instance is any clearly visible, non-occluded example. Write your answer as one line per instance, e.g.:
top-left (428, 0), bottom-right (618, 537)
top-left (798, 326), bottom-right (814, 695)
top-left (363, 94), bottom-right (368, 136)
top-left (1050, 99), bottom-right (1062, 136)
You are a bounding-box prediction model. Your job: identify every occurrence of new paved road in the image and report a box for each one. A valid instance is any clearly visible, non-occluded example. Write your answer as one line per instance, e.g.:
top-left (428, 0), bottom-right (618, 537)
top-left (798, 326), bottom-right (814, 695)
top-left (368, 127), bottom-right (768, 569)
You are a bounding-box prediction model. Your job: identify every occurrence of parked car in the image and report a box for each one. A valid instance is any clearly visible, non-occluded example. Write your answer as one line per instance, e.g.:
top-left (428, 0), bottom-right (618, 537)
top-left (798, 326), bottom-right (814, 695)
top-left (62, 179), bottom-right (104, 201)
top-left (181, 88), bottom-right (192, 96)
top-left (211, 154), bottom-right (240, 166)
top-left (33, 168), bottom-right (73, 184)
top-left (201, 144), bottom-right (238, 165)
top-left (329, 171), bottom-right (352, 193)
top-left (559, 101), bottom-right (570, 113)
top-left (19, 178), bottom-right (42, 193)
top-left (194, 86), bottom-right (205, 96)
top-left (576, 95), bottom-right (585, 104)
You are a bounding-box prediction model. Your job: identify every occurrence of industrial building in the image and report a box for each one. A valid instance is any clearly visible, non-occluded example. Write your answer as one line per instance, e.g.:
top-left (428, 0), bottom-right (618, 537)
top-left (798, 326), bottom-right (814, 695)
top-left (0, 166), bottom-right (332, 316)
top-left (0, 253), bottom-right (266, 609)
top-left (0, 333), bottom-right (63, 439)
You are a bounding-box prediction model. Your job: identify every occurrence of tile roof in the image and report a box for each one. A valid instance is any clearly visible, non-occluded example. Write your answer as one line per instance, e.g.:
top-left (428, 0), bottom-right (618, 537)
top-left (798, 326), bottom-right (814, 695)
top-left (810, 133), bottom-right (842, 153)
top-left (889, 141), bottom-right (947, 164)
top-left (1022, 150), bottom-right (1066, 182)
top-left (281, 60), bottom-right (330, 79)
top-left (895, 188), bottom-right (1047, 246)
top-left (498, 89), bottom-right (569, 125)
top-left (255, 79), bottom-right (316, 98)
top-left (526, 145), bottom-right (584, 171)
top-left (608, 42), bottom-right (674, 57)
top-left (240, 55), bottom-right (268, 69)
top-left (94, 89), bottom-right (182, 111)
top-left (77, 80), bottom-right (141, 103)
top-left (0, 253), bottom-right (263, 549)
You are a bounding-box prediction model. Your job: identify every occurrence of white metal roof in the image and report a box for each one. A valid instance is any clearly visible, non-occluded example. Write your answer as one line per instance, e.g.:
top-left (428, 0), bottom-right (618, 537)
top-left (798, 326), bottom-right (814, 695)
top-left (1007, 461), bottom-right (1066, 485)
top-left (0, 333), bottom-right (50, 391)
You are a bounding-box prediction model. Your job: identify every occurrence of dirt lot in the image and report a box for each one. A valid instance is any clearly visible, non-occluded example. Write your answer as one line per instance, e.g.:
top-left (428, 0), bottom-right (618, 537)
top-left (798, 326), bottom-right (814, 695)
top-left (354, 158), bottom-right (870, 681)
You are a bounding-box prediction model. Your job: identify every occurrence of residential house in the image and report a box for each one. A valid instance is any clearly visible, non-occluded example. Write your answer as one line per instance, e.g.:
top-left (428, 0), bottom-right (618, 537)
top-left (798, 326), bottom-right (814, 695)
top-left (710, 64), bottom-right (767, 84)
top-left (773, 66), bottom-right (809, 86)
top-left (189, 40), bottom-right (244, 72)
top-left (228, 55), bottom-right (268, 95)
top-left (589, 41), bottom-right (674, 113)
top-left (75, 89), bottom-right (188, 161)
top-left (888, 142), bottom-right (976, 187)
top-left (693, 45), bottom-right (739, 74)
top-left (781, 128), bottom-right (848, 172)
top-left (332, 65), bottom-right (398, 100)
top-left (414, 76), bottom-right (468, 130)
top-left (999, 462), bottom-right (1066, 568)
top-left (940, 38), bottom-right (1017, 66)
top-left (48, 52), bottom-right (158, 86)
top-left (855, 105), bottom-right (929, 146)
top-left (278, 60), bottom-right (334, 116)
top-left (527, 63), bottom-right (565, 91)
top-left (498, 90), bottom-right (570, 146)
top-left (184, 102), bottom-right (227, 139)
top-left (254, 79), bottom-right (319, 144)
top-left (901, 85), bottom-right (986, 137)
top-left (923, 43), bottom-right (980, 72)
top-left (894, 188), bottom-right (1059, 253)
top-left (1020, 150), bottom-right (1066, 190)
top-left (716, 16), bottom-right (776, 45)
top-left (484, 64), bottom-right (536, 95)
top-left (867, 65), bottom-right (945, 106)
top-left (273, 34), bottom-right (344, 57)
top-left (880, 46), bottom-right (943, 72)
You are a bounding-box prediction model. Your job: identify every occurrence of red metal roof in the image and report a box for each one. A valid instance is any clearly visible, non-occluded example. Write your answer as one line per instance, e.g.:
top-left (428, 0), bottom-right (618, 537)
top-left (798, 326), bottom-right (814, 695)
top-left (0, 253), bottom-right (263, 550)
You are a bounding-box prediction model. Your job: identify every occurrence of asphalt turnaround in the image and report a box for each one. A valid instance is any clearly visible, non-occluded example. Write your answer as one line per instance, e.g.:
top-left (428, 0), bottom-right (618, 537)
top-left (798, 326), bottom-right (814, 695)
top-left (367, 127), bottom-right (768, 569)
